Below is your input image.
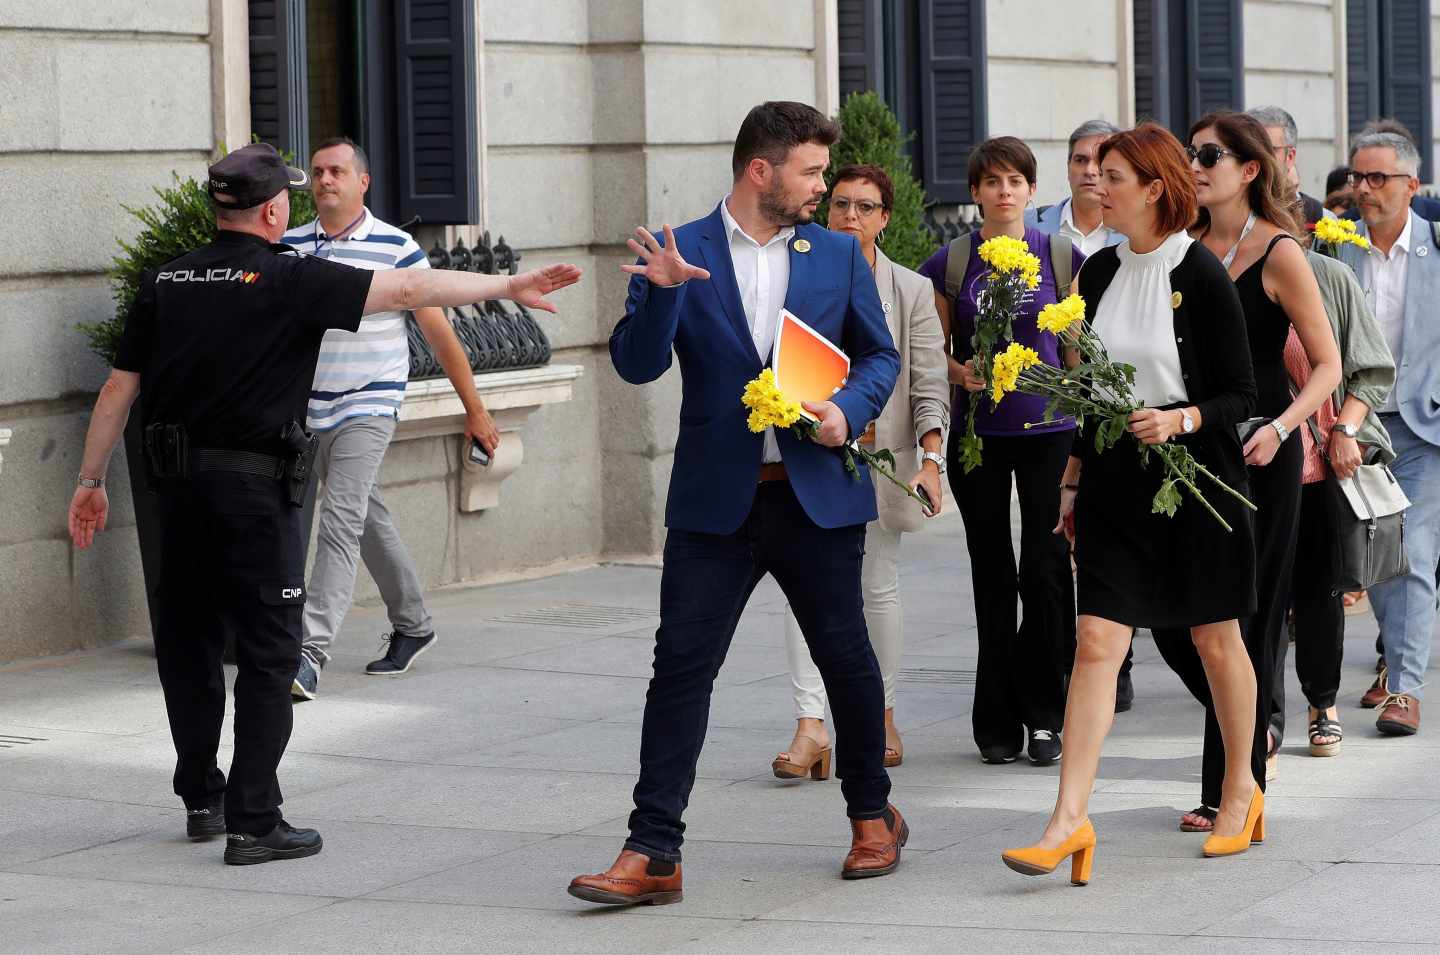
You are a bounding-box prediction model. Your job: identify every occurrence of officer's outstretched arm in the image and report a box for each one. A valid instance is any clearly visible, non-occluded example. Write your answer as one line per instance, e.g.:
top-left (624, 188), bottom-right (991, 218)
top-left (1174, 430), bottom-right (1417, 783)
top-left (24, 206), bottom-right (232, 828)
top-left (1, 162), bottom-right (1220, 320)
top-left (363, 263), bottom-right (583, 317)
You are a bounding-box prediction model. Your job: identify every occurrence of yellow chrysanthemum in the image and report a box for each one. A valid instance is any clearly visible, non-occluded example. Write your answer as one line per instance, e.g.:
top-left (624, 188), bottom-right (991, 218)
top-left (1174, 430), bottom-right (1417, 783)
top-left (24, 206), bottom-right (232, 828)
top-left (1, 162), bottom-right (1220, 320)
top-left (741, 369), bottom-right (804, 432)
top-left (989, 342), bottom-right (1042, 405)
top-left (1036, 294), bottom-right (1087, 335)
top-left (979, 235), bottom-right (1042, 289)
top-left (1312, 216), bottom-right (1371, 249)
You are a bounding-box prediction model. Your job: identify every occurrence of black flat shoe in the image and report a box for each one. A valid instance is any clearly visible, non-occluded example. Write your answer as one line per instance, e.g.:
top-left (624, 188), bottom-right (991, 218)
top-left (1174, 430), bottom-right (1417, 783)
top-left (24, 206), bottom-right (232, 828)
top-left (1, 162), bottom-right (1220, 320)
top-left (1027, 729), bottom-right (1062, 766)
top-left (1114, 670), bottom-right (1134, 713)
top-left (186, 802), bottom-right (225, 841)
top-left (224, 822), bottom-right (323, 865)
top-left (979, 745), bottom-right (1020, 765)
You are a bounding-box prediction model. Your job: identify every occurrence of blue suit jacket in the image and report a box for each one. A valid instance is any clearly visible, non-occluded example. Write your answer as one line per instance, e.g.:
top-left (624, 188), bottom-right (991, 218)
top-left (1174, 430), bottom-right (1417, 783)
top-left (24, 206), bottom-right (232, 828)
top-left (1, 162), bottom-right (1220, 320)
top-left (1024, 198), bottom-right (1124, 250)
top-left (1335, 210), bottom-right (1440, 446)
top-left (610, 204), bottom-right (901, 534)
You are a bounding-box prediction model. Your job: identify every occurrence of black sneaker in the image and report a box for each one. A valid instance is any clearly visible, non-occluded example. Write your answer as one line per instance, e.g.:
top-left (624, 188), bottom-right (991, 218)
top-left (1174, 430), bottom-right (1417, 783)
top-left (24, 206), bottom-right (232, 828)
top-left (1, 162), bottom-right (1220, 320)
top-left (1115, 670), bottom-right (1135, 713)
top-left (979, 745), bottom-right (1020, 765)
top-left (291, 654), bottom-right (319, 702)
top-left (365, 631), bottom-right (437, 675)
top-left (224, 822), bottom-right (323, 865)
top-left (186, 802), bottom-right (225, 841)
top-left (1028, 729), bottom-right (1062, 766)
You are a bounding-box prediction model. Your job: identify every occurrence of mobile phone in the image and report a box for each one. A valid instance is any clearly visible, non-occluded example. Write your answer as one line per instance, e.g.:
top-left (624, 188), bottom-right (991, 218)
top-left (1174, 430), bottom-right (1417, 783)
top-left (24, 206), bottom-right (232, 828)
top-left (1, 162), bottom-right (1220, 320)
top-left (1235, 416), bottom-right (1271, 445)
top-left (468, 437), bottom-right (491, 468)
top-left (915, 484), bottom-right (935, 517)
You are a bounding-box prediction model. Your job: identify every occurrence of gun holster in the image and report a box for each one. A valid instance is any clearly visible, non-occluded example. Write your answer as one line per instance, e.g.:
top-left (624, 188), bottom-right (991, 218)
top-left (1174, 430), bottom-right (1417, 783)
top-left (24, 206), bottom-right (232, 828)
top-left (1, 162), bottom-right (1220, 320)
top-left (279, 420), bottom-right (319, 508)
top-left (143, 423), bottom-right (190, 479)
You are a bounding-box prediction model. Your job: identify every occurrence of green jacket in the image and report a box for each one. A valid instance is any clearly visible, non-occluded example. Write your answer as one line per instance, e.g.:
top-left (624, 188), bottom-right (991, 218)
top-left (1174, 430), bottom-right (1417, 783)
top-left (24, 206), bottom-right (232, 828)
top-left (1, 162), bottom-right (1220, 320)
top-left (1306, 251), bottom-right (1396, 464)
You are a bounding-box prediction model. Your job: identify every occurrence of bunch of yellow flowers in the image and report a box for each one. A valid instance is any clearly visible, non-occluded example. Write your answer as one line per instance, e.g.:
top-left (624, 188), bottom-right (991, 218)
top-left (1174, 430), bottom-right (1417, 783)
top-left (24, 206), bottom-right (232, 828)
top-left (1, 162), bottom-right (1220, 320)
top-left (1036, 293), bottom-right (1086, 336)
top-left (978, 235), bottom-right (1041, 289)
top-left (741, 368), bottom-right (805, 432)
top-left (1312, 216), bottom-right (1370, 249)
top-left (989, 342), bottom-right (1042, 404)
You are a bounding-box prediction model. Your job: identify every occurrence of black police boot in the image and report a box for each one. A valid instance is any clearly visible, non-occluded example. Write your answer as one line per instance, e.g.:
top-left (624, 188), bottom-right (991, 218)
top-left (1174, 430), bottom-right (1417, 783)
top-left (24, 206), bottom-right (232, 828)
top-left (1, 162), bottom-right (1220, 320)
top-left (365, 631), bottom-right (437, 675)
top-left (224, 822), bottom-right (323, 865)
top-left (1027, 729), bottom-right (1062, 766)
top-left (186, 800), bottom-right (225, 841)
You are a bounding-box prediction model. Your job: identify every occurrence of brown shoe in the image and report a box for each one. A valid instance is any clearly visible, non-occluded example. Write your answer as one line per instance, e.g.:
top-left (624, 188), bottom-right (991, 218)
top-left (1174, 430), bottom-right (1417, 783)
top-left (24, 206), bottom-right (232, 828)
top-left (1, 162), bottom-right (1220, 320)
top-left (842, 804), bottom-right (909, 879)
top-left (1376, 693), bottom-right (1421, 736)
top-left (567, 849), bottom-right (683, 906)
top-left (1360, 665), bottom-right (1389, 709)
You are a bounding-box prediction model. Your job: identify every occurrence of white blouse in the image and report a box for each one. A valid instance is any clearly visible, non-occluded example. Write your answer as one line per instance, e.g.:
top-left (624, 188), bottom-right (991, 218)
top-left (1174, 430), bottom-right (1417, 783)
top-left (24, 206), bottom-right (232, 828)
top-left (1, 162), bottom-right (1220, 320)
top-left (1094, 231), bottom-right (1193, 407)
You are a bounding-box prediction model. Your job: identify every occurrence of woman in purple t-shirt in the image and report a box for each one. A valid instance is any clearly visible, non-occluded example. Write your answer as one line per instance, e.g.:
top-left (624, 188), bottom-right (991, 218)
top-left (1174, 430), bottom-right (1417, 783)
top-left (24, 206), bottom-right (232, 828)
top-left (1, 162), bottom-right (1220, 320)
top-left (918, 137), bottom-right (1082, 767)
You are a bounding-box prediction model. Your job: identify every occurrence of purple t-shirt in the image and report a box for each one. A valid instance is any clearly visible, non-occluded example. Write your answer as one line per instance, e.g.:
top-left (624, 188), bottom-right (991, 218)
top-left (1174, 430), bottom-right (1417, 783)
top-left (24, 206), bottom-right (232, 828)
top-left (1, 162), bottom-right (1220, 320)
top-left (919, 227), bottom-right (1084, 436)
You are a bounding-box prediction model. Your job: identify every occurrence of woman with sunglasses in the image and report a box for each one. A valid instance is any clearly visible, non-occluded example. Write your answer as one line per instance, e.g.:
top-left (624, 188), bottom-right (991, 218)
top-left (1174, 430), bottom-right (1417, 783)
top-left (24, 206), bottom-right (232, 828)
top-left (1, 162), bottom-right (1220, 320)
top-left (770, 164), bottom-right (949, 781)
top-left (918, 136), bottom-right (1080, 767)
top-left (1002, 123), bottom-right (1264, 883)
top-left (1153, 112), bottom-right (1341, 835)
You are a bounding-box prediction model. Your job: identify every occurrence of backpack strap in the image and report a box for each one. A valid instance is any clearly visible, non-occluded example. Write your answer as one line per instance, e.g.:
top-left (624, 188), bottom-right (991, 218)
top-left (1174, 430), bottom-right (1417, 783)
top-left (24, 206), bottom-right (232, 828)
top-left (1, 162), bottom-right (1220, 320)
top-left (1430, 218), bottom-right (1440, 251)
top-left (1049, 232), bottom-right (1074, 295)
top-left (943, 233), bottom-right (973, 360)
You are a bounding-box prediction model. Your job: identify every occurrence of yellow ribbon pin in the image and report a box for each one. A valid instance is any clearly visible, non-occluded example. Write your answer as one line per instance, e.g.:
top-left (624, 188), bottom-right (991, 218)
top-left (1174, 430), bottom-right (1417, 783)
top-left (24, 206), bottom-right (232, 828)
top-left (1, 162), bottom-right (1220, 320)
top-left (793, 239), bottom-right (811, 253)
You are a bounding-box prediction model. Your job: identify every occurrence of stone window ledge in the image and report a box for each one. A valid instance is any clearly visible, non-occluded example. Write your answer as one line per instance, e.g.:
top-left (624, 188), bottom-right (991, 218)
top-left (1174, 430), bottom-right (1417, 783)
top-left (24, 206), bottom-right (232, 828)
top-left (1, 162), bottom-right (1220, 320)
top-left (394, 365), bottom-right (583, 512)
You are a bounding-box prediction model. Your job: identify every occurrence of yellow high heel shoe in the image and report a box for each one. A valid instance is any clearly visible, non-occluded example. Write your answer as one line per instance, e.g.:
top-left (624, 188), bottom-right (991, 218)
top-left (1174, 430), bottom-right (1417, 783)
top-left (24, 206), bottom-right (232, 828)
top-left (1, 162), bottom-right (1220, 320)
top-left (1001, 819), bottom-right (1096, 886)
top-left (1202, 788), bottom-right (1265, 857)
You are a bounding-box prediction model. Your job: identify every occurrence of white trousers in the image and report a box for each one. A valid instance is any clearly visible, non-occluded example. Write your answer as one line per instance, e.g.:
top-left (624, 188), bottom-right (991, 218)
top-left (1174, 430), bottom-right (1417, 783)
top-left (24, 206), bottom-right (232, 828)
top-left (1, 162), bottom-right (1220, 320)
top-left (784, 520), bottom-right (903, 719)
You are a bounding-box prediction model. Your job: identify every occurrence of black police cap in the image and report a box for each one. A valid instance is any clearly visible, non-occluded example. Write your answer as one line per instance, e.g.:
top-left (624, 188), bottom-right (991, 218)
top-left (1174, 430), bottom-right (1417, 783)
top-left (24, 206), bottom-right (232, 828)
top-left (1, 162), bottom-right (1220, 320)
top-left (207, 143), bottom-right (311, 210)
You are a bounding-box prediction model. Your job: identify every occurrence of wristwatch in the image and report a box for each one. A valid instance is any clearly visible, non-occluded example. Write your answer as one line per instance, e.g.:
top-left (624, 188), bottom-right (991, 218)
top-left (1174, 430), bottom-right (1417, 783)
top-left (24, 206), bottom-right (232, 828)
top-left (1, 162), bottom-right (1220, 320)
top-left (1179, 409), bottom-right (1195, 434)
top-left (77, 475), bottom-right (104, 489)
top-left (921, 450), bottom-right (946, 474)
top-left (1331, 422), bottom-right (1359, 439)
top-left (1269, 420), bottom-right (1290, 443)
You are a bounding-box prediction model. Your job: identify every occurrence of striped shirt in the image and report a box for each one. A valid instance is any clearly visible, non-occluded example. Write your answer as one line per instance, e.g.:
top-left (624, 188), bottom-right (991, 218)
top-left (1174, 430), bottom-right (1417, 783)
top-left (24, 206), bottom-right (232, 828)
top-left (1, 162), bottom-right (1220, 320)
top-left (282, 208), bottom-right (428, 430)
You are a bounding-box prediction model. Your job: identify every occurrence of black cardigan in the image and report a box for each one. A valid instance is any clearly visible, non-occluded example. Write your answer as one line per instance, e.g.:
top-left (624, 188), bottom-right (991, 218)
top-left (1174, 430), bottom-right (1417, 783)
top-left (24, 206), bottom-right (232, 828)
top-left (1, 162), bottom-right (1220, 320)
top-left (1075, 239), bottom-right (1257, 489)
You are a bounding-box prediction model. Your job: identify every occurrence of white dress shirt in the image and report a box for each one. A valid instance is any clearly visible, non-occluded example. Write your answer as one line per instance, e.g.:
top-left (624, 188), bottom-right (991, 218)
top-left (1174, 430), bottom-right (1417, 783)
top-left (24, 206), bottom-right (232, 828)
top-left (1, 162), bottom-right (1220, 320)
top-left (720, 196), bottom-right (794, 463)
top-left (1095, 231), bottom-right (1194, 407)
top-left (1362, 214), bottom-right (1412, 413)
top-left (1058, 198), bottom-right (1118, 257)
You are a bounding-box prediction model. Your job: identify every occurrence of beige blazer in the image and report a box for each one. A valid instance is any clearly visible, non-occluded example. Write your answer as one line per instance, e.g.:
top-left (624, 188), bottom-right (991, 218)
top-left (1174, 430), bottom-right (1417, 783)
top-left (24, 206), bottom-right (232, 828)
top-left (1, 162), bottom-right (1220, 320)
top-left (869, 248), bottom-right (950, 533)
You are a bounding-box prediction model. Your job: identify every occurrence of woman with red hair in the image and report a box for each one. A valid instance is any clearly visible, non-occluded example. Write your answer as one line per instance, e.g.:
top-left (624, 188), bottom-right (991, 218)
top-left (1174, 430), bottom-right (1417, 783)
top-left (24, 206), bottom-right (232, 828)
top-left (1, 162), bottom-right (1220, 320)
top-left (1001, 123), bottom-right (1265, 884)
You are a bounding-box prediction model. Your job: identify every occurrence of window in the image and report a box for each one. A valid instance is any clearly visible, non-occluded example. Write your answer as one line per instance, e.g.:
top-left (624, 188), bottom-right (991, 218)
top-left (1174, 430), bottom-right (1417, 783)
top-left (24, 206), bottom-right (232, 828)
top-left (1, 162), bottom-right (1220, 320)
top-left (1133, 0), bottom-right (1244, 135)
top-left (1347, 0), bottom-right (1433, 180)
top-left (247, 0), bottom-right (479, 226)
top-left (835, 0), bottom-right (987, 204)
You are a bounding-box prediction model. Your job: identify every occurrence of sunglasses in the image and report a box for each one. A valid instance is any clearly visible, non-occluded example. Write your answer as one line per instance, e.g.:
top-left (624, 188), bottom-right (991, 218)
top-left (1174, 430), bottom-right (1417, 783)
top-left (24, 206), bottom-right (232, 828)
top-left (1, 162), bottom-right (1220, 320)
top-left (1185, 143), bottom-right (1239, 168)
top-left (1346, 170), bottom-right (1413, 189)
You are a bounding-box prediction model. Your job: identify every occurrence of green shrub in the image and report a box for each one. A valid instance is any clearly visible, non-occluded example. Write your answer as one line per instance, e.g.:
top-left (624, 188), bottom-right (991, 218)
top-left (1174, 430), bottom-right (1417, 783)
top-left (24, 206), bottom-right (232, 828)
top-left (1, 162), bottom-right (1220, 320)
top-left (82, 159), bottom-right (316, 367)
top-left (819, 90), bottom-right (939, 271)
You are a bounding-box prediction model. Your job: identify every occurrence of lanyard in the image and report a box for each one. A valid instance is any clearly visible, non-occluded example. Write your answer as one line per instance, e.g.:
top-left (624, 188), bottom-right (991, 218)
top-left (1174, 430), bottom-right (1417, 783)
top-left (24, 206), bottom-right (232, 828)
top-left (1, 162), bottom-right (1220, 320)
top-left (1221, 212), bottom-right (1257, 270)
top-left (314, 209), bottom-right (367, 257)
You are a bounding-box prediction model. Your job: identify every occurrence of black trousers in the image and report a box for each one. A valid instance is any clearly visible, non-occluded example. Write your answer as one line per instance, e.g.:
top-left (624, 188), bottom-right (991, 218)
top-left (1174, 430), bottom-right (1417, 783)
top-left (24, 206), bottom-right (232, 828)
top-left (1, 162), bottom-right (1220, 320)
top-left (1278, 480), bottom-right (1345, 720)
top-left (1153, 437), bottom-right (1301, 808)
top-left (152, 472), bottom-right (307, 836)
top-left (947, 428), bottom-right (1076, 753)
top-left (625, 481), bottom-right (890, 862)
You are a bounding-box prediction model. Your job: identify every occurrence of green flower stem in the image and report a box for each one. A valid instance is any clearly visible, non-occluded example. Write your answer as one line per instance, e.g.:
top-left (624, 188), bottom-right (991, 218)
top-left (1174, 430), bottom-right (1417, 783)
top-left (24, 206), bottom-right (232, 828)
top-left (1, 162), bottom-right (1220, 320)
top-left (790, 418), bottom-right (930, 509)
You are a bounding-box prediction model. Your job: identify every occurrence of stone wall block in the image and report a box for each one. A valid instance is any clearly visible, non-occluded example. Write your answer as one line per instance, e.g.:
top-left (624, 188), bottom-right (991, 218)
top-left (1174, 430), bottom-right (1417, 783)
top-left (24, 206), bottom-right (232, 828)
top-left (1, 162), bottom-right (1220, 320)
top-left (987, 0), bottom-right (1118, 62)
top-left (485, 47), bottom-right (594, 147)
top-left (485, 149), bottom-right (594, 251)
top-left (0, 539), bottom-right (75, 660)
top-left (0, 0), bottom-right (208, 34)
top-left (0, 282), bottom-right (113, 406)
top-left (483, 0), bottom-right (588, 45)
top-left (643, 49), bottom-right (816, 144)
top-left (641, 0), bottom-right (814, 49)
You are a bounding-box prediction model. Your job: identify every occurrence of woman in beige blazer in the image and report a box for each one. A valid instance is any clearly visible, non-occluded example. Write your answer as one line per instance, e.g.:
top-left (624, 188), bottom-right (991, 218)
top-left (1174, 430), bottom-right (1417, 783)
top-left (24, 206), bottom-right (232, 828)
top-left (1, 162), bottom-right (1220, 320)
top-left (771, 165), bottom-right (950, 779)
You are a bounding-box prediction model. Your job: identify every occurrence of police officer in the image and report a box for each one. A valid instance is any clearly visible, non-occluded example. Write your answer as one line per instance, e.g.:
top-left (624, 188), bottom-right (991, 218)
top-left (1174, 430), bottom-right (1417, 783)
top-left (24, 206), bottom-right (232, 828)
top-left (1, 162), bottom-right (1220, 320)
top-left (67, 143), bottom-right (581, 865)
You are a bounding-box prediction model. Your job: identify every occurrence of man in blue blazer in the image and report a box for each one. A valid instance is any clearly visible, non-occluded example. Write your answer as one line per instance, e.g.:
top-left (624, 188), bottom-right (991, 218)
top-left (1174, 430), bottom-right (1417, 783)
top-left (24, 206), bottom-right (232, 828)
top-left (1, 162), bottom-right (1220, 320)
top-left (1335, 131), bottom-right (1440, 737)
top-left (569, 102), bottom-right (905, 906)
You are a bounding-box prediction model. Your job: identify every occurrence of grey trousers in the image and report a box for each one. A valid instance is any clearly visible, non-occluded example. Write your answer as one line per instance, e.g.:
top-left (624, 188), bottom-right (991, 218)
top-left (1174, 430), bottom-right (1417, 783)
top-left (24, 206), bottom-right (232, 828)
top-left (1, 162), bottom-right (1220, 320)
top-left (302, 415), bottom-right (433, 666)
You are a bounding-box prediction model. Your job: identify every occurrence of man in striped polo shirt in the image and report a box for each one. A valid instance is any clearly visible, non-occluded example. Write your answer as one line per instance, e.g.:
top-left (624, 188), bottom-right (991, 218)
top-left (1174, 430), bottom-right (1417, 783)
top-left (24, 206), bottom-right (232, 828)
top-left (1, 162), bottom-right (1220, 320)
top-left (283, 137), bottom-right (500, 700)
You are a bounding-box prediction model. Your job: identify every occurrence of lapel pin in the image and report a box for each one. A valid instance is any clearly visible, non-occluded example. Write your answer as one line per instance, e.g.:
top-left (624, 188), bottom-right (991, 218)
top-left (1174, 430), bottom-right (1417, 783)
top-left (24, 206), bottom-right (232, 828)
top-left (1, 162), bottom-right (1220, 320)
top-left (1418, 244), bottom-right (1429, 257)
top-left (882, 301), bottom-right (892, 314)
top-left (1171, 291), bottom-right (1183, 309)
top-left (793, 238), bottom-right (811, 253)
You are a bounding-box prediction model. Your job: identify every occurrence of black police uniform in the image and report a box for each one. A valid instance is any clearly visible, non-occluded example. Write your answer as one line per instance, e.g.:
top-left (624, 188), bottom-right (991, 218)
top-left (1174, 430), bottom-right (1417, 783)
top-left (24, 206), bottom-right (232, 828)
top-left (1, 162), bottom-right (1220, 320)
top-left (114, 230), bottom-right (372, 836)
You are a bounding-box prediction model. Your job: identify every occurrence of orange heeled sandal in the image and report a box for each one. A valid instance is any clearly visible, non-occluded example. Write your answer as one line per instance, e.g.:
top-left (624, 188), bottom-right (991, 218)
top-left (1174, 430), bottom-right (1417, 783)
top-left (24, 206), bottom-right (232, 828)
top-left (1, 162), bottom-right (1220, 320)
top-left (1202, 788), bottom-right (1265, 857)
top-left (1001, 819), bottom-right (1096, 886)
top-left (771, 735), bottom-right (832, 781)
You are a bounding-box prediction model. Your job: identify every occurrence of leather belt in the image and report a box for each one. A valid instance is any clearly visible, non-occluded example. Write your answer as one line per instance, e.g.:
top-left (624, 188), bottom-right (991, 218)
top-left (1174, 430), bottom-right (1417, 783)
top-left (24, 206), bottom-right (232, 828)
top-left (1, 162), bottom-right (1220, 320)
top-left (192, 448), bottom-right (288, 480)
top-left (758, 463), bottom-right (788, 483)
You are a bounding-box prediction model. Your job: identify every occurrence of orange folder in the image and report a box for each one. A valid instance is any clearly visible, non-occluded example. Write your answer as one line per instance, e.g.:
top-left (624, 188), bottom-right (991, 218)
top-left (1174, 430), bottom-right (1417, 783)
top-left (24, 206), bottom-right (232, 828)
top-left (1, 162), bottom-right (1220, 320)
top-left (773, 309), bottom-right (850, 421)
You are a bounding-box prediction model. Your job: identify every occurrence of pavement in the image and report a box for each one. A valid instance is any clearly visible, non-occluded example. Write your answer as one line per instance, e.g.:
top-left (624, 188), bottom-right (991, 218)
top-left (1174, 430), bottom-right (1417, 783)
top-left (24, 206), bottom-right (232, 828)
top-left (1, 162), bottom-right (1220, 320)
top-left (2, 509), bottom-right (1438, 953)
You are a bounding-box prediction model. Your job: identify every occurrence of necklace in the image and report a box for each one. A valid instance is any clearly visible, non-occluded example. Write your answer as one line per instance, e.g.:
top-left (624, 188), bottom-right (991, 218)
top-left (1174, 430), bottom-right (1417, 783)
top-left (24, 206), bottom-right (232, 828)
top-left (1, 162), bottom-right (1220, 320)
top-left (1220, 212), bottom-right (1258, 270)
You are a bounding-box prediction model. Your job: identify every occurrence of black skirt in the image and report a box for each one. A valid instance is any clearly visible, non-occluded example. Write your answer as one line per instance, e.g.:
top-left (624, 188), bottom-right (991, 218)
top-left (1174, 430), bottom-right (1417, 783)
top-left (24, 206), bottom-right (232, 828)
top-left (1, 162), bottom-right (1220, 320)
top-left (1074, 428), bottom-right (1257, 629)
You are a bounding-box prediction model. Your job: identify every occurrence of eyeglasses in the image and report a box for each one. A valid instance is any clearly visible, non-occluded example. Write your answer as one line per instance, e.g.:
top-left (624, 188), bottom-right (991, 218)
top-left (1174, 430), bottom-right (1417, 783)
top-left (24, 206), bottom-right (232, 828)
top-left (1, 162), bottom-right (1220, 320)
top-left (830, 197), bottom-right (885, 218)
top-left (1346, 170), bottom-right (1413, 189)
top-left (1185, 143), bottom-right (1239, 168)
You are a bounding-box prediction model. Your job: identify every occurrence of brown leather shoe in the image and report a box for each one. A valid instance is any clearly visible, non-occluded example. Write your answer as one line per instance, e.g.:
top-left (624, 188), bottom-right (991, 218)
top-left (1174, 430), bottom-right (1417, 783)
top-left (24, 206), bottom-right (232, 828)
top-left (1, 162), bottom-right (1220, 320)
top-left (1376, 693), bottom-right (1421, 736)
top-left (842, 804), bottom-right (909, 879)
top-left (1360, 665), bottom-right (1389, 709)
top-left (567, 849), bottom-right (683, 906)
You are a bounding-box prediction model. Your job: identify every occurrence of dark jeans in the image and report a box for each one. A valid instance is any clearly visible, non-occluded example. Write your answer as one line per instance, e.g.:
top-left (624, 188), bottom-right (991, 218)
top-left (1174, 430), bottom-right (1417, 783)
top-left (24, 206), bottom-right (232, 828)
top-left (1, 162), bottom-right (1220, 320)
top-left (152, 472), bottom-right (307, 836)
top-left (625, 481), bottom-right (890, 862)
top-left (947, 428), bottom-right (1076, 753)
top-left (1277, 480), bottom-right (1344, 724)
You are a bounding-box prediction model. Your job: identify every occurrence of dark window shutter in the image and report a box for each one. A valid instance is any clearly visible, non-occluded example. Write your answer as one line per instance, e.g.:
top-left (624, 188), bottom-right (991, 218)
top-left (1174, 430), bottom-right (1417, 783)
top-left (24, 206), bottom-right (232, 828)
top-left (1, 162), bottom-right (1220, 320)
top-left (1187, 0), bottom-right (1243, 122)
top-left (1381, 0), bottom-right (1433, 180)
top-left (1347, 0), bottom-right (1381, 138)
top-left (837, 0), bottom-right (884, 100)
top-left (1132, 0), bottom-right (1171, 125)
top-left (916, 0), bottom-right (986, 204)
top-left (393, 0), bottom-right (479, 225)
top-left (248, 0), bottom-right (308, 159)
